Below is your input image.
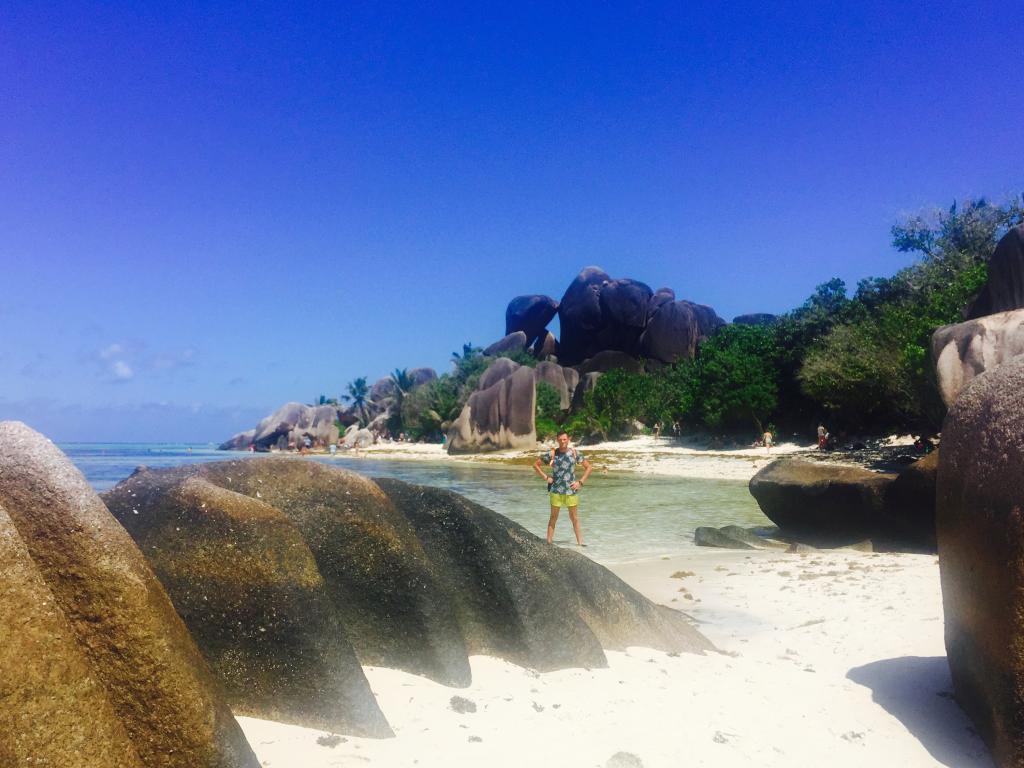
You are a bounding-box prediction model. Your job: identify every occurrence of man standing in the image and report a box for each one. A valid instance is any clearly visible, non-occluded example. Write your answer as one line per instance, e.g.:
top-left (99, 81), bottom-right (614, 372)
top-left (533, 430), bottom-right (592, 546)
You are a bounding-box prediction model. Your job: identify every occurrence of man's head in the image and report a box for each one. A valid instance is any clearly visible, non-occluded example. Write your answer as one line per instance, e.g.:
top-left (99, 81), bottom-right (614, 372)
top-left (556, 430), bottom-right (570, 450)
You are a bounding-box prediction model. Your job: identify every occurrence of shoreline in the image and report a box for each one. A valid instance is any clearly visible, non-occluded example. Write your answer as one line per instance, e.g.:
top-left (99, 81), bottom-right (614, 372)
top-left (263, 433), bottom-right (923, 482)
top-left (237, 546), bottom-right (987, 767)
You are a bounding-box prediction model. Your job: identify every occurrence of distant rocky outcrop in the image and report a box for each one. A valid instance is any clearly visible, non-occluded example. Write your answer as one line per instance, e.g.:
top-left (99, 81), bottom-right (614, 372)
top-left (931, 309), bottom-right (1024, 409)
top-left (937, 354), bottom-right (1024, 766)
top-left (447, 357), bottom-right (583, 453)
top-left (749, 458), bottom-right (937, 550)
top-left (733, 313), bottom-right (777, 326)
top-left (447, 361), bottom-right (537, 453)
top-left (506, 295), bottom-right (559, 348)
top-left (220, 401), bottom-right (343, 451)
top-left (0, 422), bottom-right (258, 768)
top-left (556, 268), bottom-right (724, 365)
top-left (103, 459), bottom-right (712, 735)
top-left (965, 224), bottom-right (1024, 319)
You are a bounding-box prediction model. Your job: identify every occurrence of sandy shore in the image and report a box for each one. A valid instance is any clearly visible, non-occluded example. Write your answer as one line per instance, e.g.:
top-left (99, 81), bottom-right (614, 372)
top-left (321, 435), bottom-right (840, 481)
top-left (237, 547), bottom-right (987, 767)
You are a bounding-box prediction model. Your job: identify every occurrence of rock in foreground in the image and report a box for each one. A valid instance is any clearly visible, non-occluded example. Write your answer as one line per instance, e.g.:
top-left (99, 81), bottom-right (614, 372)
top-left (104, 458), bottom-right (713, 736)
top-left (0, 421), bottom-right (258, 768)
top-left (937, 355), bottom-right (1024, 766)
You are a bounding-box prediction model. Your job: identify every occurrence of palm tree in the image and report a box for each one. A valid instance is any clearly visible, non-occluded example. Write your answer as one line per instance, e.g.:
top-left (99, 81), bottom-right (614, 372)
top-left (387, 368), bottom-right (416, 436)
top-left (343, 376), bottom-right (370, 426)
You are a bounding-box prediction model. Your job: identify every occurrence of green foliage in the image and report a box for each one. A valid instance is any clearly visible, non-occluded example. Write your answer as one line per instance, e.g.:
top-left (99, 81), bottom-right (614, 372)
top-left (796, 196), bottom-right (1022, 431)
top-left (693, 324), bottom-right (781, 431)
top-left (342, 377), bottom-right (370, 426)
top-left (534, 380), bottom-right (562, 439)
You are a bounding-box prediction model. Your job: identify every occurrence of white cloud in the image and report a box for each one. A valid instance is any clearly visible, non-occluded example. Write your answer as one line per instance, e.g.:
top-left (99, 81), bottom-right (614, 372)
top-left (111, 360), bottom-right (134, 380)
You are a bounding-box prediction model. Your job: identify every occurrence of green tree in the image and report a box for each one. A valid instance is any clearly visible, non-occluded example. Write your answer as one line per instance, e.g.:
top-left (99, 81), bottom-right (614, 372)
top-left (342, 377), bottom-right (370, 426)
top-left (535, 380), bottom-right (563, 439)
top-left (693, 324), bottom-right (781, 432)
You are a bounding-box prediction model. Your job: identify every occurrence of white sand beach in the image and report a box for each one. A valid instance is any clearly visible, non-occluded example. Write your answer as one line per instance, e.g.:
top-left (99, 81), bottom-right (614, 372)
top-left (238, 547), bottom-right (987, 768)
top-left (327, 435), bottom-right (820, 481)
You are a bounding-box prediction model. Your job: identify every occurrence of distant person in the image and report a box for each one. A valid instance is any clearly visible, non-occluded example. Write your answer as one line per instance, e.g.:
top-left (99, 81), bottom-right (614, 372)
top-left (817, 424), bottom-right (829, 450)
top-left (532, 430), bottom-right (592, 546)
top-left (329, 443), bottom-right (337, 456)
top-left (762, 429), bottom-right (773, 454)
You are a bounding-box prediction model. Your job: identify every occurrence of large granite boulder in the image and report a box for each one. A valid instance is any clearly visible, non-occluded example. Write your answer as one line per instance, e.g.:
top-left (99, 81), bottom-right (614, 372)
top-left (965, 224), bottom-right (1024, 319)
top-left (558, 267), bottom-right (612, 364)
top-left (750, 457), bottom-right (939, 550)
top-left (884, 450), bottom-right (939, 550)
top-left (748, 459), bottom-right (896, 547)
top-left (447, 363), bottom-right (537, 453)
top-left (595, 278), bottom-right (654, 352)
top-left (484, 331), bottom-right (529, 357)
top-left (103, 460), bottom-right (712, 716)
top-left (369, 376), bottom-right (397, 403)
top-left (219, 428), bottom-right (256, 451)
top-left (639, 300), bottom-right (725, 363)
top-left (931, 309), bottom-right (1024, 408)
top-left (375, 479), bottom-right (715, 665)
top-left (937, 354), bottom-right (1024, 765)
top-left (506, 295), bottom-right (559, 347)
top-left (571, 371), bottom-right (603, 410)
top-left (408, 367), bottom-right (439, 387)
top-left (0, 422), bottom-right (258, 768)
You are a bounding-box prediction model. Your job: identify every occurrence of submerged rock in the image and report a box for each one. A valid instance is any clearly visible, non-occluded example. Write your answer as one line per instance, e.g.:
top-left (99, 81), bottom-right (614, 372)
top-left (937, 355), bottom-right (1024, 766)
top-left (0, 421), bottom-right (258, 768)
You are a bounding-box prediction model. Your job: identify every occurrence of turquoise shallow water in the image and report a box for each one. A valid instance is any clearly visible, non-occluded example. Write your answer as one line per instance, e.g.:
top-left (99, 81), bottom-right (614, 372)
top-left (62, 443), bottom-right (769, 564)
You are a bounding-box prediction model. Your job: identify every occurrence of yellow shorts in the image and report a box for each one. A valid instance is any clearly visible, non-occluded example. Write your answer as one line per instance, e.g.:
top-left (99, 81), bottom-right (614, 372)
top-left (549, 493), bottom-right (579, 508)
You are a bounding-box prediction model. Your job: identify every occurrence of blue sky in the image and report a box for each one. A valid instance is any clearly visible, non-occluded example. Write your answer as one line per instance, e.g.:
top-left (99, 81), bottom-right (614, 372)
top-left (1, 1), bottom-right (1022, 441)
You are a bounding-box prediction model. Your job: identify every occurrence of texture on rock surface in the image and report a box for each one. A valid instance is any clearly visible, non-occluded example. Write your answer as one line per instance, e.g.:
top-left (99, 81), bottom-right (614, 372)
top-left (965, 224), bottom-right (1024, 319)
top-left (103, 459), bottom-right (713, 734)
top-left (639, 300), bottom-right (725, 363)
top-left (0, 421), bottom-right (258, 768)
top-left (484, 331), bottom-right (529, 357)
top-left (936, 355), bottom-right (1024, 766)
top-left (102, 467), bottom-right (395, 737)
top-left (447, 364), bottom-right (537, 453)
top-left (748, 459), bottom-right (895, 546)
top-left (931, 308), bottom-right (1024, 408)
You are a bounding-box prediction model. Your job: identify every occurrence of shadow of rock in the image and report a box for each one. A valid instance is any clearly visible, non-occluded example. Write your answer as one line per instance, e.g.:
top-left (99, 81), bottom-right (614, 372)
top-left (847, 656), bottom-right (992, 767)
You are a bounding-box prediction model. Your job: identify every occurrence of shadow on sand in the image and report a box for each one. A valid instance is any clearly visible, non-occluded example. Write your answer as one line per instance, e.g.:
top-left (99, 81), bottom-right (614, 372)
top-left (847, 656), bottom-right (992, 767)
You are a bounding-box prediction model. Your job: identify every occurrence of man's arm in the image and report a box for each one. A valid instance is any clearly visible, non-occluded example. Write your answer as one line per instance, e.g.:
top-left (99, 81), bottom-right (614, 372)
top-left (571, 458), bottom-right (593, 491)
top-left (533, 457), bottom-right (554, 484)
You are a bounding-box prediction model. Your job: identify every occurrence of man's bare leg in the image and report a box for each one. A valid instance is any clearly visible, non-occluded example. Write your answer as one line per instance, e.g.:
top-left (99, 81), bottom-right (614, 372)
top-left (567, 505), bottom-right (584, 546)
top-left (546, 506), bottom-right (560, 544)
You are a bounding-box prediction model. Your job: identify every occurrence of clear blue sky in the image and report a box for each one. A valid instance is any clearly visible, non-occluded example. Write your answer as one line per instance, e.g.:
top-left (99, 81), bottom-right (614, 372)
top-left (2, 1), bottom-right (1021, 441)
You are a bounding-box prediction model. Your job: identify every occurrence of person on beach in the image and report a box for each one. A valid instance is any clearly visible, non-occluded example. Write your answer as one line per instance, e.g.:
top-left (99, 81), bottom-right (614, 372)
top-left (533, 430), bottom-right (592, 546)
top-left (762, 429), bottom-right (773, 454)
top-left (817, 424), bottom-right (829, 450)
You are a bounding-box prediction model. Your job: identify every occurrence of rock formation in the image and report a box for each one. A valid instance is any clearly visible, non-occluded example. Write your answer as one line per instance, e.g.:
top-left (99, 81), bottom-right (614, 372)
top-left (965, 224), bottom-right (1024, 319)
top-left (484, 331), bottom-right (529, 356)
top-left (931, 308), bottom-right (1024, 408)
top-left (447, 361), bottom-right (537, 453)
top-left (749, 458), bottom-right (938, 550)
top-left (102, 459), bottom-right (713, 736)
top-left (936, 354), bottom-right (1024, 766)
top-left (220, 401), bottom-right (343, 451)
top-left (556, 268), bottom-right (724, 365)
top-left (505, 295), bottom-right (559, 348)
top-left (0, 421), bottom-right (258, 768)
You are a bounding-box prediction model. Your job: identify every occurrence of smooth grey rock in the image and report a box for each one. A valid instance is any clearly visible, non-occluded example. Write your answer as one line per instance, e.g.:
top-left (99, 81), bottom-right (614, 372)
top-left (937, 354), bottom-right (1024, 766)
top-left (447, 366), bottom-right (536, 453)
top-left (931, 308), bottom-right (1024, 408)
top-left (484, 332), bottom-right (529, 357)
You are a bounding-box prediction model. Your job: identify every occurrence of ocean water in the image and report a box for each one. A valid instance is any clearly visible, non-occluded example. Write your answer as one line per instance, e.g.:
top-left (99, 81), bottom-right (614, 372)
top-left (62, 443), bottom-right (768, 564)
